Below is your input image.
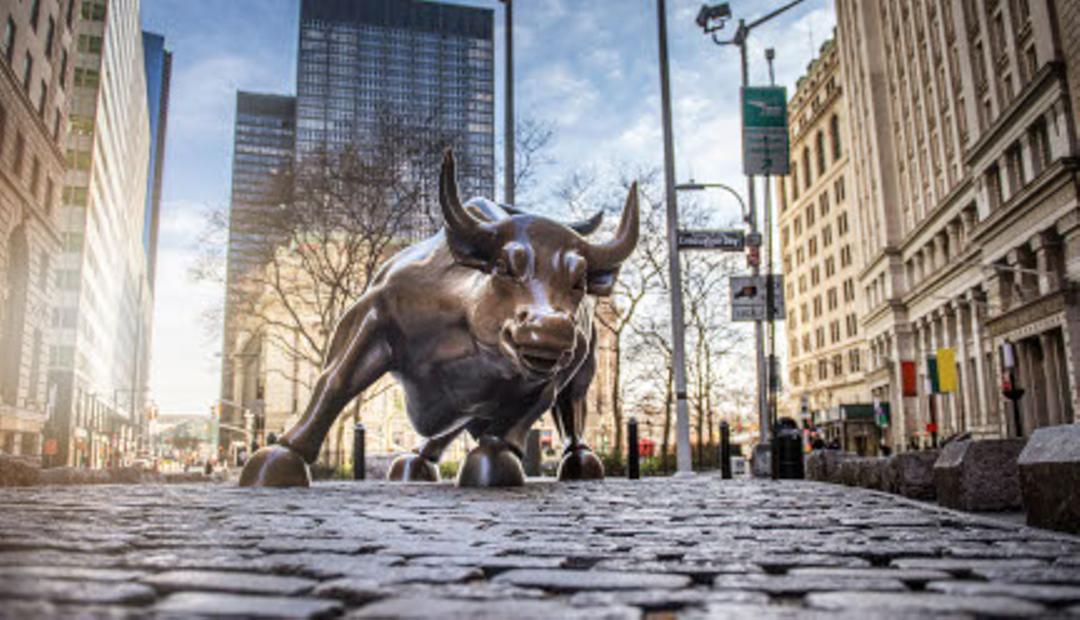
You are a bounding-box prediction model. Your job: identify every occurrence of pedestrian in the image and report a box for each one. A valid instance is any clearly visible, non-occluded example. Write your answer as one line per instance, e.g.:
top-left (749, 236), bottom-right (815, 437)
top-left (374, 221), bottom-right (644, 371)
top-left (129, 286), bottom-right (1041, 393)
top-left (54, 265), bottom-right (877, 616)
top-left (204, 459), bottom-right (213, 476)
top-left (267, 432), bottom-right (278, 446)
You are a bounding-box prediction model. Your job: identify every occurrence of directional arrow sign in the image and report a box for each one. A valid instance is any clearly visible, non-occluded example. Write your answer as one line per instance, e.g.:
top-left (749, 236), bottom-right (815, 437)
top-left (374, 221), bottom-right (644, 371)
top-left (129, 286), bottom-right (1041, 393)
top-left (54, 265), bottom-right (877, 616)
top-left (730, 275), bottom-right (785, 322)
top-left (677, 229), bottom-right (745, 251)
top-left (742, 86), bottom-right (790, 176)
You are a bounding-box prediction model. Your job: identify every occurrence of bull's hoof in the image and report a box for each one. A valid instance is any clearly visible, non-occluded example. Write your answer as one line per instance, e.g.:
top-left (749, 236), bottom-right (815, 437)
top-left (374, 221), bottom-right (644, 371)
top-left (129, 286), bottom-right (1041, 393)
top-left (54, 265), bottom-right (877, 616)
top-left (457, 436), bottom-right (525, 488)
top-left (239, 445), bottom-right (311, 488)
top-left (387, 453), bottom-right (440, 482)
top-left (557, 445), bottom-right (605, 481)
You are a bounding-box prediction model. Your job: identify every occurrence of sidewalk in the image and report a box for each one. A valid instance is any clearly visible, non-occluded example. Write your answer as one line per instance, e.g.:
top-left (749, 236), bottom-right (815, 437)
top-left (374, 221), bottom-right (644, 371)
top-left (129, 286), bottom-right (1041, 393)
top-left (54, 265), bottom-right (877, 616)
top-left (0, 476), bottom-right (1078, 618)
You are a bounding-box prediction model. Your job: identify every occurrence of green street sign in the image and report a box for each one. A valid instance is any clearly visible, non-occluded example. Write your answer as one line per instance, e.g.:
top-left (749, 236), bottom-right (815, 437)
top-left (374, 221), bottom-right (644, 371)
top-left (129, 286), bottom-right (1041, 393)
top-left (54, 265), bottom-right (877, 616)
top-left (742, 86), bottom-right (790, 176)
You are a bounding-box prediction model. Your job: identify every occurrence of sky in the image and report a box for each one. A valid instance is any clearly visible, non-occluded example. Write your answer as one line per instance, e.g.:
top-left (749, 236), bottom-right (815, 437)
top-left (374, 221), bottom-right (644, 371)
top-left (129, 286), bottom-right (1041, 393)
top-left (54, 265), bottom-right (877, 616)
top-left (141, 0), bottom-right (836, 415)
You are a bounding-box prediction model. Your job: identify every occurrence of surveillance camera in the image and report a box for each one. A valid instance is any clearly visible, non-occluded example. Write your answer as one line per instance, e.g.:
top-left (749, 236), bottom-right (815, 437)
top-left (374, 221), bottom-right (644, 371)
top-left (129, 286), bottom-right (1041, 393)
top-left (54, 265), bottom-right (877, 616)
top-left (696, 3), bottom-right (732, 30)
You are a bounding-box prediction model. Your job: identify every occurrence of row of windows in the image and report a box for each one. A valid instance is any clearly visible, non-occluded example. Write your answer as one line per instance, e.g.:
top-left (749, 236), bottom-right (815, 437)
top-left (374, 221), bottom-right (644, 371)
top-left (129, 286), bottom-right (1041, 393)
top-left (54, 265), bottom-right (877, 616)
top-left (0, 102), bottom-right (55, 214)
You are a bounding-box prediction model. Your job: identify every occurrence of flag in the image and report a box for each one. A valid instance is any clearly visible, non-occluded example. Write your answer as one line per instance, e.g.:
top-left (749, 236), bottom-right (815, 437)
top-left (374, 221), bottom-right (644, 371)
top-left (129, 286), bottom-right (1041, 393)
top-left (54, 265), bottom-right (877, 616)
top-left (927, 356), bottom-right (940, 394)
top-left (901, 361), bottom-right (918, 396)
top-left (936, 348), bottom-right (957, 393)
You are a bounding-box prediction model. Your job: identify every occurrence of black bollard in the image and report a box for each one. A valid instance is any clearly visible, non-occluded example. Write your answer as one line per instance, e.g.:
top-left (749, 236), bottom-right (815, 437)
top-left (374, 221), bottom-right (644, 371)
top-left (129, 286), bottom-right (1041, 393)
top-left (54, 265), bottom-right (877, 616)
top-left (720, 421), bottom-right (732, 479)
top-left (627, 418), bottom-right (640, 480)
top-left (353, 423), bottom-right (365, 480)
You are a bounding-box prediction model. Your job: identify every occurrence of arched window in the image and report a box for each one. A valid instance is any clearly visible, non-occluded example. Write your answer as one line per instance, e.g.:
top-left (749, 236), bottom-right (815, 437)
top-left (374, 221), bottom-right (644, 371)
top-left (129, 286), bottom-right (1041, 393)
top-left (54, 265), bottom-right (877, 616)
top-left (831, 114), bottom-right (842, 161)
top-left (1, 223), bottom-right (29, 405)
top-left (802, 147), bottom-right (812, 189)
top-left (816, 130), bottom-right (826, 176)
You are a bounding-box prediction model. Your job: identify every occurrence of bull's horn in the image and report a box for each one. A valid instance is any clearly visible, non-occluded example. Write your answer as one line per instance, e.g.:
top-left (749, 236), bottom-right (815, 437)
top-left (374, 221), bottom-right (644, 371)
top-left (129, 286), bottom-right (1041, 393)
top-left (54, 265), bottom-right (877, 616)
top-left (586, 182), bottom-right (639, 270)
top-left (440, 150), bottom-right (497, 263)
top-left (568, 211), bottom-right (604, 236)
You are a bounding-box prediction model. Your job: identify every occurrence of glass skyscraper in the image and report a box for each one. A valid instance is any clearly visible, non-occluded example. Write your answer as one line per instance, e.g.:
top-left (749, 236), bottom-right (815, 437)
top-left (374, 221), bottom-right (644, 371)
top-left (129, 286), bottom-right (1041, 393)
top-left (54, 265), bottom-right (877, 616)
top-left (296, 0), bottom-right (495, 223)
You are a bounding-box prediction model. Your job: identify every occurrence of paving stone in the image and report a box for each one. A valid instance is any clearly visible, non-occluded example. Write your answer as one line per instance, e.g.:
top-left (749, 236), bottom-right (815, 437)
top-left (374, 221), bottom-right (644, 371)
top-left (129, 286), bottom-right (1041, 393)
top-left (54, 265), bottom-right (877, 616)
top-left (890, 557), bottom-right (1046, 576)
top-left (789, 566), bottom-right (952, 585)
top-left (409, 553), bottom-right (564, 575)
top-left (569, 587), bottom-right (768, 610)
top-left (155, 591), bottom-right (341, 618)
top-left (257, 538), bottom-right (380, 554)
top-left (348, 597), bottom-right (639, 619)
top-left (310, 578), bottom-right (386, 605)
top-left (926, 579), bottom-right (1080, 604)
top-left (142, 570), bottom-right (316, 595)
top-left (0, 577), bottom-right (156, 605)
top-left (934, 439), bottom-right (1025, 512)
top-left (254, 552), bottom-right (404, 578)
top-left (1018, 424), bottom-right (1080, 534)
top-left (373, 565), bottom-right (483, 585)
top-left (493, 568), bottom-right (691, 592)
top-left (713, 573), bottom-right (908, 594)
top-left (0, 565), bottom-right (145, 582)
top-left (805, 590), bottom-right (1046, 616)
top-left (0, 600), bottom-right (146, 619)
top-left (972, 565), bottom-right (1080, 584)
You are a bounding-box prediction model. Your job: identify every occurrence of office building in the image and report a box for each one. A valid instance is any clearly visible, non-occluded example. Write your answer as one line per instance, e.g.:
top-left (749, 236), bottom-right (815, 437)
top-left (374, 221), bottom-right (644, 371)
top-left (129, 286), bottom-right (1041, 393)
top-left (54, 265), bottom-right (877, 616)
top-left (776, 38), bottom-right (873, 451)
top-left (47, 0), bottom-right (152, 467)
top-left (837, 0), bottom-right (1080, 451)
top-left (0, 0), bottom-right (74, 458)
top-left (141, 30), bottom-right (170, 290)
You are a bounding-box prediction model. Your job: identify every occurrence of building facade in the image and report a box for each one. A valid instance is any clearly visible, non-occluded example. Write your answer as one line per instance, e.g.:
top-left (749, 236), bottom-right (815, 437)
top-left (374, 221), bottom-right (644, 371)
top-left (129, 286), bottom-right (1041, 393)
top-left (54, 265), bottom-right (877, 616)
top-left (296, 0), bottom-right (494, 228)
top-left (837, 0), bottom-right (1080, 451)
top-left (0, 0), bottom-right (74, 458)
top-left (777, 38), bottom-right (869, 437)
top-left (219, 92), bottom-right (296, 454)
top-left (141, 30), bottom-right (170, 290)
top-left (47, 0), bottom-right (153, 468)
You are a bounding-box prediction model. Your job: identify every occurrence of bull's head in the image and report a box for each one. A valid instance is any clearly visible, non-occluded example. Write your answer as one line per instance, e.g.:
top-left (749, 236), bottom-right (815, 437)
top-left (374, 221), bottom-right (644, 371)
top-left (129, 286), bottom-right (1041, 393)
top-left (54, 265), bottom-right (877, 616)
top-left (439, 150), bottom-right (638, 378)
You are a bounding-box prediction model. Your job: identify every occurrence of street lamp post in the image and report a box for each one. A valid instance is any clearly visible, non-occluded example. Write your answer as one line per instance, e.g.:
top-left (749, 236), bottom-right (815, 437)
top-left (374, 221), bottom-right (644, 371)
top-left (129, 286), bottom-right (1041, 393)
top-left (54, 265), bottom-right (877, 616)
top-left (695, 0), bottom-right (805, 456)
top-left (656, 0), bottom-right (694, 475)
top-left (499, 0), bottom-right (514, 206)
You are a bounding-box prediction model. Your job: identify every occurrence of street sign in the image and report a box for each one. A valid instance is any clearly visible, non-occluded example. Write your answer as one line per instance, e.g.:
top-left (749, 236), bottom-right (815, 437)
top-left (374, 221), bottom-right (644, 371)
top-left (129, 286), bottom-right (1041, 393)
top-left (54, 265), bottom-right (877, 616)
top-left (730, 275), bottom-right (785, 322)
top-left (742, 86), bottom-right (790, 176)
top-left (677, 229), bottom-right (745, 251)
top-left (745, 232), bottom-right (763, 247)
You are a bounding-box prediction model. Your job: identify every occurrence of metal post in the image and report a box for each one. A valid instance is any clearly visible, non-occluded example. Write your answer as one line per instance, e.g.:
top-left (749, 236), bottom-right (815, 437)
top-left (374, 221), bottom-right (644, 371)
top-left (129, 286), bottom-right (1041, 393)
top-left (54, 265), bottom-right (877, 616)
top-left (501, 0), bottom-right (514, 205)
top-left (656, 0), bottom-right (694, 475)
top-left (353, 423), bottom-right (365, 480)
top-left (627, 418), bottom-right (640, 479)
top-left (720, 421), bottom-right (732, 479)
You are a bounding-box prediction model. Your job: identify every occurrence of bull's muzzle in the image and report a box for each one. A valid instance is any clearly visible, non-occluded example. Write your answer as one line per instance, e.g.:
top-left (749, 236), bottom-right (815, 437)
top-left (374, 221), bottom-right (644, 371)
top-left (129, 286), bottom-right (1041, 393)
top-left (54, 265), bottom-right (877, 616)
top-left (506, 308), bottom-right (576, 376)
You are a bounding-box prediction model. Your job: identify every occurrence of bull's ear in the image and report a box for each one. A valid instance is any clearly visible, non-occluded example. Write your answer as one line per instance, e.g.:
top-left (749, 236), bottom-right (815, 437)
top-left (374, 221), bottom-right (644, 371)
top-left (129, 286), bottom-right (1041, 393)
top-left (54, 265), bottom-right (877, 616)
top-left (586, 268), bottom-right (619, 297)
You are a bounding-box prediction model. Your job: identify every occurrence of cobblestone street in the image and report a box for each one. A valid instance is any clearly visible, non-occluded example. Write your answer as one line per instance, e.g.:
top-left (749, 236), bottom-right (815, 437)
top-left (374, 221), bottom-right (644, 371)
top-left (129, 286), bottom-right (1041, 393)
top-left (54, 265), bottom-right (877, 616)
top-left (2, 477), bottom-right (1080, 618)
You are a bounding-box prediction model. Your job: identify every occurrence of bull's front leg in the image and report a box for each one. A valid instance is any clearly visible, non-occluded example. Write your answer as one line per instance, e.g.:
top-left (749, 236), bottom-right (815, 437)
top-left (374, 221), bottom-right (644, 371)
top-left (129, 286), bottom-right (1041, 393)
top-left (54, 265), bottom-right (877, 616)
top-left (240, 300), bottom-right (392, 487)
top-left (552, 338), bottom-right (604, 481)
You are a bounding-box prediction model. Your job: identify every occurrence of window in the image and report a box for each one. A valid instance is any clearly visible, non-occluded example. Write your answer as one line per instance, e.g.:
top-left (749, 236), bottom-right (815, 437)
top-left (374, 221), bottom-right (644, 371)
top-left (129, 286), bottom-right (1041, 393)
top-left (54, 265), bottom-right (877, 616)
top-left (22, 51), bottom-right (32, 91)
top-left (986, 164), bottom-right (1004, 210)
top-left (13, 132), bottom-right (24, 174)
top-left (77, 34), bottom-right (102, 54)
top-left (66, 0), bottom-right (75, 28)
top-left (81, 0), bottom-right (106, 21)
top-left (2, 17), bottom-right (14, 64)
top-left (819, 190), bottom-right (830, 217)
top-left (44, 177), bottom-right (54, 213)
top-left (58, 49), bottom-right (67, 88)
top-left (827, 287), bottom-right (838, 310)
top-left (52, 108), bottom-right (60, 139)
top-left (37, 79), bottom-right (46, 115)
top-left (0, 101), bottom-right (6, 152)
top-left (830, 114), bottom-right (842, 161)
top-left (1005, 142), bottom-right (1026, 191)
top-left (825, 255), bottom-right (836, 277)
top-left (792, 163), bottom-right (799, 200)
top-left (30, 156), bottom-right (40, 196)
top-left (1028, 118), bottom-right (1050, 176)
top-left (44, 16), bottom-right (55, 58)
top-left (808, 236), bottom-right (818, 257)
top-left (816, 130), bottom-right (826, 176)
top-left (834, 175), bottom-right (845, 202)
top-left (822, 225), bottom-right (833, 247)
top-left (29, 0), bottom-right (41, 30)
top-left (803, 147), bottom-right (812, 189)
top-left (837, 212), bottom-right (849, 235)
top-left (806, 204), bottom-right (815, 227)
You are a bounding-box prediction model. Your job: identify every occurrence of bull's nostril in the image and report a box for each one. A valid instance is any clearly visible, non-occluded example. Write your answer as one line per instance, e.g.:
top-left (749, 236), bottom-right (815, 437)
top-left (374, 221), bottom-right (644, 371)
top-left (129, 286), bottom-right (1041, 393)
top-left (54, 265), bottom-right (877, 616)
top-left (558, 350), bottom-right (573, 366)
top-left (516, 309), bottom-right (529, 323)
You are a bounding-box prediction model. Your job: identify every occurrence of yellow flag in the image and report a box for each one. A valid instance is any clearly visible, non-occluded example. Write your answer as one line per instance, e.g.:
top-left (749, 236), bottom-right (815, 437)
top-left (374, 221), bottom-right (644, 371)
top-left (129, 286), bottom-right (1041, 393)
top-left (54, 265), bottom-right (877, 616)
top-left (936, 348), bottom-right (957, 393)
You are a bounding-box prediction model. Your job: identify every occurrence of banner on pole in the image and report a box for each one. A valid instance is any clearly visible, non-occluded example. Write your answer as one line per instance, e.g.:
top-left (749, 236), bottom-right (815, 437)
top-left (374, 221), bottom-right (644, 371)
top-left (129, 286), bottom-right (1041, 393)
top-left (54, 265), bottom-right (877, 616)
top-left (901, 361), bottom-right (918, 397)
top-left (936, 348), bottom-right (957, 393)
top-left (926, 356), bottom-right (940, 394)
top-left (742, 86), bottom-right (790, 176)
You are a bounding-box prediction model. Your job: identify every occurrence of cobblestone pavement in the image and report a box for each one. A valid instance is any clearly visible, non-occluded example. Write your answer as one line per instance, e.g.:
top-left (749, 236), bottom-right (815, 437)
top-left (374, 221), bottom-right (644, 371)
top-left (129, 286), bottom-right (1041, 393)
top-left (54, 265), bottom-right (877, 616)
top-left (2, 477), bottom-right (1080, 618)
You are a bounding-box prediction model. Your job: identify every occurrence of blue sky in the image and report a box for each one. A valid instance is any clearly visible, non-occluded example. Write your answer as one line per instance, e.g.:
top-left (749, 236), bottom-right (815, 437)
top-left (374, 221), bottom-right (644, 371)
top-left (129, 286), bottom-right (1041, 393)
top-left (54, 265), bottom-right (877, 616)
top-left (141, 0), bottom-right (836, 415)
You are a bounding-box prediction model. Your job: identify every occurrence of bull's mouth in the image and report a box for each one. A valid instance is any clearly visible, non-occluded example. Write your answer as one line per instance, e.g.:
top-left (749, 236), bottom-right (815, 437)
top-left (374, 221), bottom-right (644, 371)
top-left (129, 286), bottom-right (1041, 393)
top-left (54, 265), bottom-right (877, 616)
top-left (517, 346), bottom-right (564, 375)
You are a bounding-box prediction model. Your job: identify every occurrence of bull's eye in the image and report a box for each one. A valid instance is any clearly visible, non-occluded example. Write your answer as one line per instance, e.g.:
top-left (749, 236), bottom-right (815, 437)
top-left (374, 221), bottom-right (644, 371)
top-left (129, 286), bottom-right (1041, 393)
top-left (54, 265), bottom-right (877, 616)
top-left (493, 258), bottom-right (511, 277)
top-left (572, 273), bottom-right (587, 294)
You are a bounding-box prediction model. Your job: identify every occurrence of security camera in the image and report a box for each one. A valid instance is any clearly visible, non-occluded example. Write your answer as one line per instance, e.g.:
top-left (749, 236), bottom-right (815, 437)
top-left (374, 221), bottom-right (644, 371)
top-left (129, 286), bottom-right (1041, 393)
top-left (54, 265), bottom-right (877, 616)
top-left (695, 3), bottom-right (732, 31)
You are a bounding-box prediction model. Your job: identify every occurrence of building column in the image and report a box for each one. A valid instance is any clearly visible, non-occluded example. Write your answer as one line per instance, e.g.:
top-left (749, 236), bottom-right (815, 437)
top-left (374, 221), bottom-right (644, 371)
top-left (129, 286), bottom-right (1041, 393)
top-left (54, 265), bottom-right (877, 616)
top-left (1040, 331), bottom-right (1064, 427)
top-left (967, 289), bottom-right (989, 434)
top-left (940, 305), bottom-right (959, 434)
top-left (1031, 230), bottom-right (1062, 296)
top-left (953, 297), bottom-right (971, 433)
top-left (912, 319), bottom-right (925, 447)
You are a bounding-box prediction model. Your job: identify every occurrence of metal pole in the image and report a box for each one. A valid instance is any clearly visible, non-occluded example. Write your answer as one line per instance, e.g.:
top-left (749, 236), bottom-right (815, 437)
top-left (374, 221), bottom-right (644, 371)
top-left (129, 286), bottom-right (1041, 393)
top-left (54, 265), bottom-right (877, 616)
top-left (502, 0), bottom-right (514, 205)
top-left (627, 418), bottom-right (640, 480)
top-left (720, 421), bottom-right (732, 479)
top-left (735, 20), bottom-right (767, 456)
top-left (765, 48), bottom-right (777, 436)
top-left (353, 423), bottom-right (365, 480)
top-left (656, 0), bottom-right (694, 475)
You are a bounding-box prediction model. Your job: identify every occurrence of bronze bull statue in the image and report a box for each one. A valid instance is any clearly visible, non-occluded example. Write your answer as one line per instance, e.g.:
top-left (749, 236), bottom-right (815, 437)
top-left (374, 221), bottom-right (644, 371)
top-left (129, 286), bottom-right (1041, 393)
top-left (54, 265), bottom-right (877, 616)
top-left (240, 151), bottom-right (638, 487)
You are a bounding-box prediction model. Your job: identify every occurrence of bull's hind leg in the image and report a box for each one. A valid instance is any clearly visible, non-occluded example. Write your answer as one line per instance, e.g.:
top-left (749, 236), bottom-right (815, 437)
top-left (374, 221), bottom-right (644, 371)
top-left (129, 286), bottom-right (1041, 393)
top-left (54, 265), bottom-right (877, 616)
top-left (240, 301), bottom-right (391, 488)
top-left (388, 426), bottom-right (464, 482)
top-left (553, 344), bottom-right (604, 481)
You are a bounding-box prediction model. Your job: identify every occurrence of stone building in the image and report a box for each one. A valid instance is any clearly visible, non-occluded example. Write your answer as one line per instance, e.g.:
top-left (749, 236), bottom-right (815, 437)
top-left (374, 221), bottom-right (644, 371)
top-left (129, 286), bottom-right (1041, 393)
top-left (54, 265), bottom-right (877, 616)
top-left (776, 38), bottom-right (869, 430)
top-left (0, 0), bottom-right (74, 459)
top-left (836, 0), bottom-right (1079, 451)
